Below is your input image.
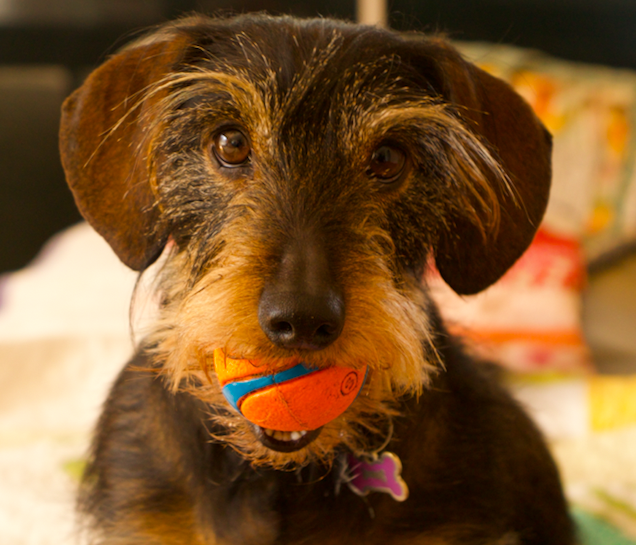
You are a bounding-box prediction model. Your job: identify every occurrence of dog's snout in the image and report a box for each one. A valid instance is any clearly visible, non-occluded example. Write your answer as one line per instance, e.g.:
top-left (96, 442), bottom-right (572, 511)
top-left (258, 238), bottom-right (344, 350)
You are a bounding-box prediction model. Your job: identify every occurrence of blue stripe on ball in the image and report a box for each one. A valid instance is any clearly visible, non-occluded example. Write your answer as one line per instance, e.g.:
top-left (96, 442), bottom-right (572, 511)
top-left (221, 362), bottom-right (318, 412)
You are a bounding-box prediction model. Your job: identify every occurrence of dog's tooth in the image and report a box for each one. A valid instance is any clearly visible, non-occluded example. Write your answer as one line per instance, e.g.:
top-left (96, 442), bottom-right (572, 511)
top-left (262, 428), bottom-right (309, 442)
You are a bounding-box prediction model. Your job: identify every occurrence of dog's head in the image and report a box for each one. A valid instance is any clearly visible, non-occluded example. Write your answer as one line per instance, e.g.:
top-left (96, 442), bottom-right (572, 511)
top-left (60, 14), bottom-right (551, 467)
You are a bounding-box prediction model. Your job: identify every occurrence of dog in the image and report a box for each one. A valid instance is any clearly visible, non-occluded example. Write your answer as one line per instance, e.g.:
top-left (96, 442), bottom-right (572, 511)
top-left (59, 13), bottom-right (576, 545)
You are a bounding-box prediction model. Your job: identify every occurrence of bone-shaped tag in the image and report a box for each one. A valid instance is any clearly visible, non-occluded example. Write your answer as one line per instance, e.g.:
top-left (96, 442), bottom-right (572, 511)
top-left (346, 452), bottom-right (409, 502)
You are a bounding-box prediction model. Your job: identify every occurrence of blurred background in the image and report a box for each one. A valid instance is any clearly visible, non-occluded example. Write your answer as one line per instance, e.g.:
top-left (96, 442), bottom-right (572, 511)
top-left (3, 0), bottom-right (636, 273)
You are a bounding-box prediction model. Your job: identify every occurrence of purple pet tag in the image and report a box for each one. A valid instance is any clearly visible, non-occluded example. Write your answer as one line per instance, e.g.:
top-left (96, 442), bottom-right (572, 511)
top-left (346, 451), bottom-right (409, 502)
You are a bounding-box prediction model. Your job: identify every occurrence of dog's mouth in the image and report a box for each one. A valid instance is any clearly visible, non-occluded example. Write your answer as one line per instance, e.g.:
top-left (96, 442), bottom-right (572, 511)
top-left (254, 425), bottom-right (322, 452)
top-left (213, 349), bottom-right (367, 454)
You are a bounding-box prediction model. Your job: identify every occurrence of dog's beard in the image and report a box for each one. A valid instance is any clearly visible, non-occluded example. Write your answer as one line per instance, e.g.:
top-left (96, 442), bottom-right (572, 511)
top-left (176, 368), bottom-right (401, 469)
top-left (145, 227), bottom-right (438, 469)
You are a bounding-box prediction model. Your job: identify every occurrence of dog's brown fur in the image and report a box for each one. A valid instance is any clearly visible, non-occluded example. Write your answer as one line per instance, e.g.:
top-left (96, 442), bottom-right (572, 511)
top-left (60, 13), bottom-right (576, 545)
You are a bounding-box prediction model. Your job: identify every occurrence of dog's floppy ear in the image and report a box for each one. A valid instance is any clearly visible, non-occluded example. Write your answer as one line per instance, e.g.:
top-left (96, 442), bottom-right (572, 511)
top-left (59, 35), bottom-right (189, 270)
top-left (427, 43), bottom-right (552, 295)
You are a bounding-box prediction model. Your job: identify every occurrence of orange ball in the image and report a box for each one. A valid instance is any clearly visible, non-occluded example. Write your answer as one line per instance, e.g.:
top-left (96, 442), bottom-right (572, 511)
top-left (213, 349), bottom-right (367, 432)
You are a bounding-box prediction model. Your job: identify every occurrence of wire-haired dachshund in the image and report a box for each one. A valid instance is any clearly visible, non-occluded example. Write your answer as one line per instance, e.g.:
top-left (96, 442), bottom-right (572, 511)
top-left (59, 13), bottom-right (576, 545)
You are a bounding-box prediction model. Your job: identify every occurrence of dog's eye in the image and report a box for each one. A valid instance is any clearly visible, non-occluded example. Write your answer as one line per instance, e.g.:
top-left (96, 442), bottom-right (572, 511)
top-left (212, 129), bottom-right (251, 167)
top-left (368, 145), bottom-right (406, 183)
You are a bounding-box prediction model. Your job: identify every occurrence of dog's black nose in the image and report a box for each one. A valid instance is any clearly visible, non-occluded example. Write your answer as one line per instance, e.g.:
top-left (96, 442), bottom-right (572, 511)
top-left (258, 237), bottom-right (344, 351)
top-left (258, 289), bottom-right (344, 350)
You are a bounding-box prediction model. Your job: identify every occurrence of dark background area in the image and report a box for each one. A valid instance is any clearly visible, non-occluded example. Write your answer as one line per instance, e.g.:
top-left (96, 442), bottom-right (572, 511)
top-left (2, 0), bottom-right (636, 273)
